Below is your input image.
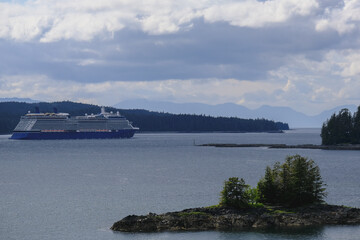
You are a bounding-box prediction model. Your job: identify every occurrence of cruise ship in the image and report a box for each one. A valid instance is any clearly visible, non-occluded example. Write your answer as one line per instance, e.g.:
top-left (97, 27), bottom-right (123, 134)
top-left (10, 107), bottom-right (139, 140)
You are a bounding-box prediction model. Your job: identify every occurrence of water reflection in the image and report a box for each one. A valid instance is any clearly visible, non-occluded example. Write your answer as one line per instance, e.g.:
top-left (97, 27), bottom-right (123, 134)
top-left (115, 226), bottom-right (360, 240)
top-left (114, 227), bottom-right (325, 240)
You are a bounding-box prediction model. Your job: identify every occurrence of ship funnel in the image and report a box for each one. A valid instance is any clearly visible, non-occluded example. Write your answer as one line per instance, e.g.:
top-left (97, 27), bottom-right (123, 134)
top-left (53, 107), bottom-right (58, 113)
top-left (101, 107), bottom-right (106, 114)
top-left (35, 106), bottom-right (40, 113)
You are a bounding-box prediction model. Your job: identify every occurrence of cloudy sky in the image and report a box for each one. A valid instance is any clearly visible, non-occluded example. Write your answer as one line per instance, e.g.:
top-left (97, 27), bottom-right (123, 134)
top-left (0, 0), bottom-right (359, 115)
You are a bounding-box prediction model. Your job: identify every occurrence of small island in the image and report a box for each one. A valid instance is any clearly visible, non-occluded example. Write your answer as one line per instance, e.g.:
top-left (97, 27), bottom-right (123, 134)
top-left (111, 155), bottom-right (360, 232)
top-left (111, 204), bottom-right (360, 232)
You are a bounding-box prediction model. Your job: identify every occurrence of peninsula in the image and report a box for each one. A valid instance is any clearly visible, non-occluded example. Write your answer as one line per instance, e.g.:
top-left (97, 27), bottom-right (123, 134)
top-left (0, 101), bottom-right (288, 134)
top-left (198, 143), bottom-right (360, 150)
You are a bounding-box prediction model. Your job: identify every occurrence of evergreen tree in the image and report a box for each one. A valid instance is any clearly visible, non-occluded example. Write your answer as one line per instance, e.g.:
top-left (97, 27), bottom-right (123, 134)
top-left (279, 160), bottom-right (293, 204)
top-left (352, 106), bottom-right (360, 144)
top-left (337, 109), bottom-right (353, 143)
top-left (257, 155), bottom-right (326, 207)
top-left (321, 106), bottom-right (360, 145)
top-left (257, 166), bottom-right (279, 204)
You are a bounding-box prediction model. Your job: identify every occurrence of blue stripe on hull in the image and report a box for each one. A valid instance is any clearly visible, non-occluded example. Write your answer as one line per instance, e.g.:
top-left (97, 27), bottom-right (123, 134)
top-left (10, 130), bottom-right (136, 140)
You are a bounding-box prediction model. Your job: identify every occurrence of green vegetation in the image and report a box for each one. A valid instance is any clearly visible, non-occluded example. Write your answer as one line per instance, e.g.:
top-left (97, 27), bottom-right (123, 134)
top-left (220, 177), bottom-right (250, 208)
top-left (246, 187), bottom-right (260, 205)
top-left (271, 210), bottom-right (295, 214)
top-left (0, 101), bottom-right (289, 134)
top-left (220, 155), bottom-right (326, 208)
top-left (321, 106), bottom-right (360, 145)
top-left (257, 155), bottom-right (326, 207)
top-left (220, 177), bottom-right (261, 208)
top-left (205, 204), bottom-right (220, 209)
top-left (248, 202), bottom-right (264, 208)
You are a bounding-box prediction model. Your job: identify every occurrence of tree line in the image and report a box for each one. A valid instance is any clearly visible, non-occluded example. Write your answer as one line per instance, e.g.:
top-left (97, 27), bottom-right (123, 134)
top-left (0, 101), bottom-right (289, 134)
top-left (321, 106), bottom-right (360, 145)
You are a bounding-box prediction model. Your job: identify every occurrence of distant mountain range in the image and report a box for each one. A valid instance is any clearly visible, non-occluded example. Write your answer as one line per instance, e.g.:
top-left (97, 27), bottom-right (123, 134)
top-left (0, 97), bottom-right (39, 103)
top-left (115, 99), bottom-right (358, 128)
top-left (2, 97), bottom-right (357, 128)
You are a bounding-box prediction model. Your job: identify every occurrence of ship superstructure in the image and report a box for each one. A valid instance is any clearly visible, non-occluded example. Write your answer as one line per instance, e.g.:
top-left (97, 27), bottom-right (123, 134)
top-left (10, 107), bottom-right (139, 140)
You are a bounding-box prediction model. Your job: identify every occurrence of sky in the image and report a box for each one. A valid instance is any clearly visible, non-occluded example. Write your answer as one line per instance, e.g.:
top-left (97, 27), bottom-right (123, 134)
top-left (0, 0), bottom-right (359, 115)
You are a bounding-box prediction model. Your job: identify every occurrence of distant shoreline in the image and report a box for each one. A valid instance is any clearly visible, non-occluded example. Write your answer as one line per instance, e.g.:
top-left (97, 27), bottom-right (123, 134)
top-left (1, 130), bottom-right (285, 136)
top-left (199, 143), bottom-right (360, 150)
top-left (138, 130), bottom-right (284, 133)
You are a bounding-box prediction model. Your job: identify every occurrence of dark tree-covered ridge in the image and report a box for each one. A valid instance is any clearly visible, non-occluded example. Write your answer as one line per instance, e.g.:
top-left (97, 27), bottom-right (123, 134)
top-left (321, 106), bottom-right (360, 145)
top-left (0, 101), bottom-right (289, 134)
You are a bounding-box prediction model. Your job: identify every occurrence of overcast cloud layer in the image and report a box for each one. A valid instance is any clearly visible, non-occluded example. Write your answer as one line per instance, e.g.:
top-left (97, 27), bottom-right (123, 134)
top-left (0, 0), bottom-right (359, 115)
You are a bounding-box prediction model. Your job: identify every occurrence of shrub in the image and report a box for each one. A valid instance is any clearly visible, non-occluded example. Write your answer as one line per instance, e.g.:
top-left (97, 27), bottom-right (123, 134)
top-left (245, 187), bottom-right (260, 205)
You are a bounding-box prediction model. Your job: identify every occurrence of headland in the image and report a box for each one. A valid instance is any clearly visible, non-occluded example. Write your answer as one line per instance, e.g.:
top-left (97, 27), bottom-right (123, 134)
top-left (198, 143), bottom-right (360, 150)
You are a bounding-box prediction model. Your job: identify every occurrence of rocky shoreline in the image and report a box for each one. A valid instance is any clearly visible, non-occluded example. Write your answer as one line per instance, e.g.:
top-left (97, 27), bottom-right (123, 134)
top-left (198, 143), bottom-right (360, 150)
top-left (111, 204), bottom-right (360, 232)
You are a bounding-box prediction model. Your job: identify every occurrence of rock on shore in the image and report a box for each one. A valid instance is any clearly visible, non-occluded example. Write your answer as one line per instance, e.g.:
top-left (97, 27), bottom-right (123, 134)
top-left (111, 205), bottom-right (360, 232)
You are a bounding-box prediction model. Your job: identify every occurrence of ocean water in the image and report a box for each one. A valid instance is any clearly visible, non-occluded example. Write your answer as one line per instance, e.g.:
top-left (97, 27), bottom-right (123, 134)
top-left (1, 129), bottom-right (360, 240)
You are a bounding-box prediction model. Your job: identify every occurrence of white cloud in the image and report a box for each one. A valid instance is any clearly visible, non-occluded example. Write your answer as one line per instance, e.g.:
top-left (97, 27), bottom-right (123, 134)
top-left (0, 0), bottom-right (319, 42)
top-left (1, 59), bottom-right (359, 114)
top-left (0, 2), bottom-right (50, 40)
top-left (338, 51), bottom-right (360, 77)
top-left (266, 50), bottom-right (360, 114)
top-left (1, 0), bottom-right (359, 115)
top-left (77, 58), bottom-right (104, 66)
top-left (203, 0), bottom-right (318, 28)
top-left (316, 0), bottom-right (360, 34)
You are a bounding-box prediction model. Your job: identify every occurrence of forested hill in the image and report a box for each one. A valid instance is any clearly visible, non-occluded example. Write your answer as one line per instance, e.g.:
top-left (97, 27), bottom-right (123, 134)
top-left (0, 101), bottom-right (289, 134)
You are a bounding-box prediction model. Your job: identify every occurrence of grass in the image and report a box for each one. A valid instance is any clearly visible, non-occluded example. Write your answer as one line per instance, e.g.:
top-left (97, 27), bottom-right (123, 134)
top-left (249, 203), bottom-right (265, 208)
top-left (205, 204), bottom-right (220, 209)
top-left (205, 203), bottom-right (264, 209)
top-left (272, 210), bottom-right (295, 214)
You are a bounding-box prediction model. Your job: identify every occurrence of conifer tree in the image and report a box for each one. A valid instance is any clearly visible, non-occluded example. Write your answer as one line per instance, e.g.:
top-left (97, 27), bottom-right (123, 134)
top-left (352, 106), bottom-right (360, 144)
top-left (321, 106), bottom-right (360, 145)
top-left (257, 155), bottom-right (326, 207)
top-left (257, 166), bottom-right (278, 204)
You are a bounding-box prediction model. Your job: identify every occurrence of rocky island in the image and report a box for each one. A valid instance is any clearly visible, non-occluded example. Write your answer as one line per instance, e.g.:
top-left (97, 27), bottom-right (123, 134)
top-left (111, 155), bottom-right (360, 232)
top-left (111, 204), bottom-right (360, 232)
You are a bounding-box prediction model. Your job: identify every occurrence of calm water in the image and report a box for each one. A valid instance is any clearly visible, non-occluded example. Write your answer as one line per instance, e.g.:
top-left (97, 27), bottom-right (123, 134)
top-left (1, 129), bottom-right (360, 240)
